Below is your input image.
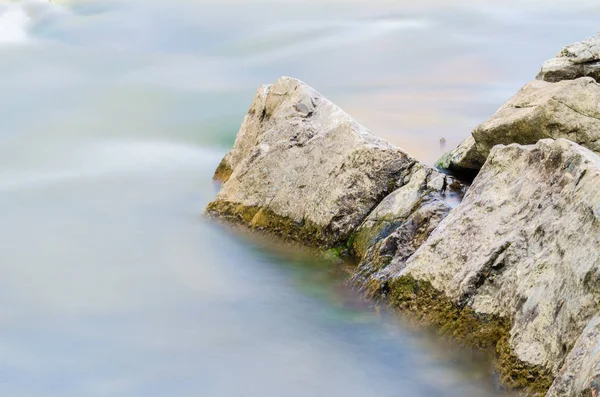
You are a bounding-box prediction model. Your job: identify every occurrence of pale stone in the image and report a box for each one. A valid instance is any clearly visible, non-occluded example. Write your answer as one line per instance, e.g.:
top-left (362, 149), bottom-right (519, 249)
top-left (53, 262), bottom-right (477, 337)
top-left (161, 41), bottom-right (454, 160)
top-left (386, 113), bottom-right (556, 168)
top-left (547, 316), bottom-right (600, 397)
top-left (398, 139), bottom-right (600, 377)
top-left (351, 164), bottom-right (464, 293)
top-left (538, 33), bottom-right (600, 83)
top-left (438, 77), bottom-right (600, 172)
top-left (206, 77), bottom-right (418, 247)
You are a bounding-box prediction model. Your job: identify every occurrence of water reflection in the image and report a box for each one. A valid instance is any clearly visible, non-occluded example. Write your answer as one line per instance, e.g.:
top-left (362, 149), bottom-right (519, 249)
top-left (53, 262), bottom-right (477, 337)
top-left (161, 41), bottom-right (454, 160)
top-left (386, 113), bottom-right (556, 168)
top-left (0, 0), bottom-right (598, 395)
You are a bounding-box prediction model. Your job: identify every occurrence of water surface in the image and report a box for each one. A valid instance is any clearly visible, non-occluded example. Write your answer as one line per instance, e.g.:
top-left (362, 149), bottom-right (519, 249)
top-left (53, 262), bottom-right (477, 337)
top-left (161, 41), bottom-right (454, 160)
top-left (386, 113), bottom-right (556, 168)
top-left (1, 0), bottom-right (599, 396)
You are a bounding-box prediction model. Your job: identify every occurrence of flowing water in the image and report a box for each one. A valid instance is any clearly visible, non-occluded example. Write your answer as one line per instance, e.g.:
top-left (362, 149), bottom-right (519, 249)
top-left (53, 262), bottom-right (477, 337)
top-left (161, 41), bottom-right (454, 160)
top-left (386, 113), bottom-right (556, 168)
top-left (1, 0), bottom-right (599, 396)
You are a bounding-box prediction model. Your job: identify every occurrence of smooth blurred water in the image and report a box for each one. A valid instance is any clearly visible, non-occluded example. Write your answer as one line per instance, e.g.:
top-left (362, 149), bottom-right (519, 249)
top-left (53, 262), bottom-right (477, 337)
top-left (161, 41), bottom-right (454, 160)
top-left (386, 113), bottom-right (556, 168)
top-left (1, 0), bottom-right (599, 396)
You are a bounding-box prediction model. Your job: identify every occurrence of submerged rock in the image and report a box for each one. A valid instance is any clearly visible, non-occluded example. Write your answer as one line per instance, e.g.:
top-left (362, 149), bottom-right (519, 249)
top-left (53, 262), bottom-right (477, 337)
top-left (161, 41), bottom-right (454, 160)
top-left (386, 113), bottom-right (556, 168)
top-left (538, 32), bottom-right (600, 83)
top-left (350, 163), bottom-right (464, 296)
top-left (438, 77), bottom-right (600, 172)
top-left (206, 77), bottom-right (418, 247)
top-left (391, 139), bottom-right (600, 394)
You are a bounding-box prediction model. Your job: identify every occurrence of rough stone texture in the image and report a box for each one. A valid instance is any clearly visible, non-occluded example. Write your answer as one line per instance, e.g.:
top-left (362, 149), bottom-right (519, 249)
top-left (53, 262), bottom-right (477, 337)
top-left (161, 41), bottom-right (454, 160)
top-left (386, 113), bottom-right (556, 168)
top-left (396, 139), bottom-right (600, 381)
top-left (387, 275), bottom-right (554, 395)
top-left (548, 317), bottom-right (600, 397)
top-left (206, 77), bottom-right (417, 247)
top-left (438, 77), bottom-right (600, 172)
top-left (350, 164), bottom-right (464, 296)
top-left (538, 33), bottom-right (600, 83)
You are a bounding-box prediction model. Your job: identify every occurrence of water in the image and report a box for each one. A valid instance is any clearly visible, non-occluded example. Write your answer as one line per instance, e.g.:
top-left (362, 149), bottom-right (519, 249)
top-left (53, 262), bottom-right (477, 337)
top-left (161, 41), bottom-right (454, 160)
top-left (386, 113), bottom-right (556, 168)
top-left (1, 0), bottom-right (599, 396)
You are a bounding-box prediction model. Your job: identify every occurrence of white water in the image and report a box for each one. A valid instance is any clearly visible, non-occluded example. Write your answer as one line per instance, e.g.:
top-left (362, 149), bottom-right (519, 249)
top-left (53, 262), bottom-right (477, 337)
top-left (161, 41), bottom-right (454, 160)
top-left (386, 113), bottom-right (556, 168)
top-left (0, 0), bottom-right (65, 43)
top-left (1, 1), bottom-right (599, 396)
top-left (0, 5), bottom-right (31, 43)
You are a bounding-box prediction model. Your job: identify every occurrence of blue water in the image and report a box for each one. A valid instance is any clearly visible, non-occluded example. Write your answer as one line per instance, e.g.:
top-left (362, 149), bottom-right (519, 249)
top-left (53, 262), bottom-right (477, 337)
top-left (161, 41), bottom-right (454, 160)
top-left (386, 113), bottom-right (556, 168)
top-left (0, 0), bottom-right (598, 396)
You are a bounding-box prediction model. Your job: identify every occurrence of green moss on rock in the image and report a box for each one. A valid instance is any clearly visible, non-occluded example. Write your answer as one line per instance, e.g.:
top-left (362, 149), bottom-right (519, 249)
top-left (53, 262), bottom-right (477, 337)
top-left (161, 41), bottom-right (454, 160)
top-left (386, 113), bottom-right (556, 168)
top-left (352, 218), bottom-right (395, 259)
top-left (213, 158), bottom-right (233, 183)
top-left (388, 275), bottom-right (554, 396)
top-left (435, 151), bottom-right (453, 170)
top-left (205, 200), bottom-right (340, 247)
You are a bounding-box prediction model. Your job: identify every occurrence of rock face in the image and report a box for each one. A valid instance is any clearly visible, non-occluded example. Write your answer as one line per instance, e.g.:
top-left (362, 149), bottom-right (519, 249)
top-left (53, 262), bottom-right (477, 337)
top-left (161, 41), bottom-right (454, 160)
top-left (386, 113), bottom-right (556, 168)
top-left (538, 33), bottom-right (600, 83)
top-left (393, 139), bottom-right (600, 393)
top-left (350, 163), bottom-right (463, 295)
top-left (206, 77), bottom-right (418, 247)
top-left (438, 77), bottom-right (600, 172)
top-left (548, 316), bottom-right (600, 397)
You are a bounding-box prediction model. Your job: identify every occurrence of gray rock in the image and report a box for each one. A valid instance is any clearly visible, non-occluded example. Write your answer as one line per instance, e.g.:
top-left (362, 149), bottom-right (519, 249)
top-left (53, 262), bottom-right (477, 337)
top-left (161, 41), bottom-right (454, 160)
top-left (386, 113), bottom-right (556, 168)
top-left (352, 164), bottom-right (445, 258)
top-left (397, 139), bottom-right (600, 378)
top-left (206, 77), bottom-right (418, 247)
top-left (538, 33), bottom-right (600, 83)
top-left (438, 77), bottom-right (600, 172)
top-left (435, 135), bottom-right (487, 173)
top-left (547, 317), bottom-right (600, 397)
top-left (350, 164), bottom-right (464, 295)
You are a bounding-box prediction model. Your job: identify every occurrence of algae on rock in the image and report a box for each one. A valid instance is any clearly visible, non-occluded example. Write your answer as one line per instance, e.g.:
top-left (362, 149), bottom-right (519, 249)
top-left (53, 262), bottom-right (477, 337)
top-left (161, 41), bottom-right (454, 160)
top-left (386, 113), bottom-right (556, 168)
top-left (388, 276), bottom-right (554, 395)
top-left (391, 139), bottom-right (600, 396)
top-left (350, 164), bottom-right (464, 297)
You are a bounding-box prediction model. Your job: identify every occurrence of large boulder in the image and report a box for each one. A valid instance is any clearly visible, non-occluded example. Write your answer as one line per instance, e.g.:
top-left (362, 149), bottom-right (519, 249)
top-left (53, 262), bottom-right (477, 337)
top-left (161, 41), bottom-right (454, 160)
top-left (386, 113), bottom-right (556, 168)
top-left (438, 77), bottom-right (600, 172)
top-left (538, 33), bottom-right (600, 83)
top-left (391, 139), bottom-right (600, 394)
top-left (206, 77), bottom-right (419, 247)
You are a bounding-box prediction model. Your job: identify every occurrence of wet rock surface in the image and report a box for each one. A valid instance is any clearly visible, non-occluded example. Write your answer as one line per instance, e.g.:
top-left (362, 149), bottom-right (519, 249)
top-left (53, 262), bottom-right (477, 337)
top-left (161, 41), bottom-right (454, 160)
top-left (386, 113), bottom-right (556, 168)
top-left (350, 164), bottom-right (463, 296)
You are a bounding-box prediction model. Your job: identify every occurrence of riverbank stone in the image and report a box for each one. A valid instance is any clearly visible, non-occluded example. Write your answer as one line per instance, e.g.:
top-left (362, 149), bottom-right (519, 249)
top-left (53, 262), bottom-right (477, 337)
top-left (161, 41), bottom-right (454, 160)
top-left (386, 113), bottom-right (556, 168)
top-left (391, 139), bottom-right (600, 394)
top-left (206, 77), bottom-right (420, 247)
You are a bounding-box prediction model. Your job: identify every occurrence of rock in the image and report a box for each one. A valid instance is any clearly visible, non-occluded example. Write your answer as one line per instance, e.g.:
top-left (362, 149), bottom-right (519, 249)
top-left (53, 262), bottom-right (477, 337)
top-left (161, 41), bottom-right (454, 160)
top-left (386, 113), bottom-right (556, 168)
top-left (350, 163), bottom-right (464, 296)
top-left (206, 77), bottom-right (418, 247)
top-left (473, 78), bottom-right (600, 155)
top-left (547, 316), bottom-right (600, 397)
top-left (352, 164), bottom-right (447, 258)
top-left (393, 139), bottom-right (600, 392)
top-left (435, 135), bottom-right (486, 173)
top-left (438, 77), bottom-right (600, 172)
top-left (538, 33), bottom-right (600, 83)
